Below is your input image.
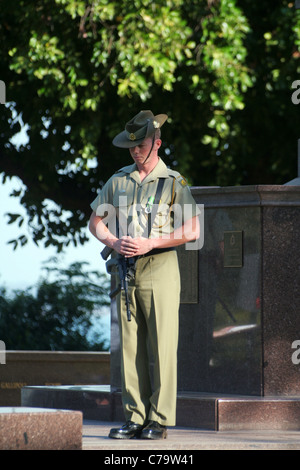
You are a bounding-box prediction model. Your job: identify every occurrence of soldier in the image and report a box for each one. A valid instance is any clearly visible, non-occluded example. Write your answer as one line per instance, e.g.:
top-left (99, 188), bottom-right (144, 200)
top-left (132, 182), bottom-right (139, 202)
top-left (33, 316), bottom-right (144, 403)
top-left (89, 110), bottom-right (200, 440)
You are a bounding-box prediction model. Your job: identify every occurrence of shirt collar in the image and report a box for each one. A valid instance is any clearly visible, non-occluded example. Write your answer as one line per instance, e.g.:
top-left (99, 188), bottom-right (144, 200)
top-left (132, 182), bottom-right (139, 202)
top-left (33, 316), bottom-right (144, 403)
top-left (126, 158), bottom-right (169, 184)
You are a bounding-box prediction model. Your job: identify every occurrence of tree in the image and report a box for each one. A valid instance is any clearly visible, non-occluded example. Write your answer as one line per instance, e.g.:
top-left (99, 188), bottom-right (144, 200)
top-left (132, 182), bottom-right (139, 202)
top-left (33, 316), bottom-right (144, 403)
top-left (227, 0), bottom-right (300, 185)
top-left (0, 259), bottom-right (111, 350)
top-left (1, 0), bottom-right (299, 251)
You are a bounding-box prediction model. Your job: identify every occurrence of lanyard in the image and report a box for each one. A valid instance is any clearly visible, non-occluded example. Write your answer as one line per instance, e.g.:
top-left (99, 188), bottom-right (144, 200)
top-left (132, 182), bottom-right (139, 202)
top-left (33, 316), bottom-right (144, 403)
top-left (143, 177), bottom-right (165, 238)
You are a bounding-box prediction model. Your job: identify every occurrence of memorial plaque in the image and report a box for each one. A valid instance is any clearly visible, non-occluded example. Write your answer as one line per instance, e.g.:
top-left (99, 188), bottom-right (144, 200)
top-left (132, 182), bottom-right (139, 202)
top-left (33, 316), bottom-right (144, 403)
top-left (223, 231), bottom-right (243, 268)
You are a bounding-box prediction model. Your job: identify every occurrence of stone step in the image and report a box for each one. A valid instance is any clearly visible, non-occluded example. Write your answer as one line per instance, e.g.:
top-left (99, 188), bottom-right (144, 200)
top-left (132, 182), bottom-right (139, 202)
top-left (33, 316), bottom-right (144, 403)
top-left (0, 407), bottom-right (82, 450)
top-left (21, 385), bottom-right (300, 431)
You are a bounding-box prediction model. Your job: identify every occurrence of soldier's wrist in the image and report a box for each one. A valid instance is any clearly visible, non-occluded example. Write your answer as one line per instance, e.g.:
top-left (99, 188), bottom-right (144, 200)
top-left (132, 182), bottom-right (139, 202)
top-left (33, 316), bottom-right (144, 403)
top-left (109, 237), bottom-right (119, 251)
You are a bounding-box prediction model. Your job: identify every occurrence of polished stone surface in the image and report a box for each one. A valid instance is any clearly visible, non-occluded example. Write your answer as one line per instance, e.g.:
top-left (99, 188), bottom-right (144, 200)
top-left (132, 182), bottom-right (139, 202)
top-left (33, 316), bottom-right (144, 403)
top-left (0, 351), bottom-right (110, 406)
top-left (0, 407), bottom-right (82, 450)
top-left (178, 202), bottom-right (262, 395)
top-left (218, 397), bottom-right (300, 431)
top-left (177, 185), bottom-right (300, 396)
top-left (21, 385), bottom-right (116, 421)
top-left (262, 204), bottom-right (300, 395)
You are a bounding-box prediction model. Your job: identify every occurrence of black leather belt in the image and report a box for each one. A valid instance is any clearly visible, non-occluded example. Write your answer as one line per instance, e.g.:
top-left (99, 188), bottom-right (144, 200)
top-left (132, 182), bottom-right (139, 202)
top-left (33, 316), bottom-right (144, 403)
top-left (142, 247), bottom-right (175, 257)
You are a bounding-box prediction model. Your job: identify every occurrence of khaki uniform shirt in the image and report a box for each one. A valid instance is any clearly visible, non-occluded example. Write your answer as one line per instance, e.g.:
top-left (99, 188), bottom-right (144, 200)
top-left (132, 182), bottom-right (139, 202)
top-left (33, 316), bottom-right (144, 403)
top-left (90, 158), bottom-right (200, 239)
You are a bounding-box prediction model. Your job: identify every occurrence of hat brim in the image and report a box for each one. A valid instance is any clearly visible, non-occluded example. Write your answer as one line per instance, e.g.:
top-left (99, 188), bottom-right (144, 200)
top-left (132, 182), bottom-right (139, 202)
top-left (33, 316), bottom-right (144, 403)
top-left (112, 113), bottom-right (168, 148)
top-left (112, 131), bottom-right (146, 148)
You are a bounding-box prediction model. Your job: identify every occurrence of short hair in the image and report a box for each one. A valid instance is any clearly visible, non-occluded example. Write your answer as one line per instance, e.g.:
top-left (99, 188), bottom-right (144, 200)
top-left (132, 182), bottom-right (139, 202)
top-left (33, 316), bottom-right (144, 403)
top-left (155, 128), bottom-right (161, 139)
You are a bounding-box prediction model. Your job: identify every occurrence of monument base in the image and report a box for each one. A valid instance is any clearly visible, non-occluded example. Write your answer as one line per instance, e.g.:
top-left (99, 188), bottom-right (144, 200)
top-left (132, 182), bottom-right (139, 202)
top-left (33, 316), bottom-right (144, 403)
top-left (21, 385), bottom-right (300, 431)
top-left (0, 407), bottom-right (82, 450)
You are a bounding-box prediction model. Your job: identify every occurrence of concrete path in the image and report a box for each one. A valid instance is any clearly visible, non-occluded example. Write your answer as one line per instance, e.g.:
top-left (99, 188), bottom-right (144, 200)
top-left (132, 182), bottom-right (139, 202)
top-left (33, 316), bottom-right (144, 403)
top-left (82, 420), bottom-right (300, 451)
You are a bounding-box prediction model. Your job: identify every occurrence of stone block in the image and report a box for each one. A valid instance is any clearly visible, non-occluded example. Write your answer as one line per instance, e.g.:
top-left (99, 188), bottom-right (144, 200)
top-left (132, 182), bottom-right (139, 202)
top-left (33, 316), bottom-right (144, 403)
top-left (0, 407), bottom-right (82, 450)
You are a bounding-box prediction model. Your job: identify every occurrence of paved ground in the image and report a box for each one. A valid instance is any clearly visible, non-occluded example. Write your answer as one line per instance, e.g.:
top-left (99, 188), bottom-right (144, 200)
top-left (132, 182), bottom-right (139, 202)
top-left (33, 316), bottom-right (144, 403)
top-left (82, 420), bottom-right (300, 451)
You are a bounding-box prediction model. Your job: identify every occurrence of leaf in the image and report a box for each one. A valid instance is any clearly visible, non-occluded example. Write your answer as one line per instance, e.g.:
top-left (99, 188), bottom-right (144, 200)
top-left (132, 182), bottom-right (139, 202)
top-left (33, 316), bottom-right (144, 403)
top-left (6, 213), bottom-right (22, 225)
top-left (7, 239), bottom-right (18, 250)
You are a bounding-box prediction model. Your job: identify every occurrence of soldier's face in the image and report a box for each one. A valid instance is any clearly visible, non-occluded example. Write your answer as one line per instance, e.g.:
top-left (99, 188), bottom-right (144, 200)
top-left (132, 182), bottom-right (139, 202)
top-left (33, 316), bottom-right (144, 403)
top-left (129, 137), bottom-right (161, 164)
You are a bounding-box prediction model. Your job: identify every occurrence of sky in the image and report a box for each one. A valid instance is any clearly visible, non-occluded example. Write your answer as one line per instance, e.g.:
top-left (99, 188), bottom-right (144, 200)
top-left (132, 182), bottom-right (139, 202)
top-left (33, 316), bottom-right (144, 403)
top-left (0, 175), bottom-right (107, 291)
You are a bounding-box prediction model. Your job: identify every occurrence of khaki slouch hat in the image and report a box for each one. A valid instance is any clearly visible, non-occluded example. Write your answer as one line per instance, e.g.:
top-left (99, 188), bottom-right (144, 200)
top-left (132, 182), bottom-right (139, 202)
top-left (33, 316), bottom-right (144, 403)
top-left (112, 110), bottom-right (168, 148)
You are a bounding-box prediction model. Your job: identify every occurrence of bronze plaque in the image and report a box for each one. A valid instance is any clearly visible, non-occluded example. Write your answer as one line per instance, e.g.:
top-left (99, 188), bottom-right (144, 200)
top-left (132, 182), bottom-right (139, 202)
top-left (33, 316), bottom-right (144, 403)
top-left (224, 231), bottom-right (243, 268)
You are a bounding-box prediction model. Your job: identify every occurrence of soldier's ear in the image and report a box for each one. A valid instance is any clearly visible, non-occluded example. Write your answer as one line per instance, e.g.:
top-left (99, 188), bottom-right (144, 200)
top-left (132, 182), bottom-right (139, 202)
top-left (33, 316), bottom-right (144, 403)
top-left (155, 139), bottom-right (162, 150)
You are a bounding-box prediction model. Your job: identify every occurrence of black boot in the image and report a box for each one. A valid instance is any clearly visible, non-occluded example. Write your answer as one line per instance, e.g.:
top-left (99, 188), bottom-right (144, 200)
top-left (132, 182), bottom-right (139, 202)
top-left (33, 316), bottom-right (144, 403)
top-left (140, 420), bottom-right (167, 440)
top-left (109, 421), bottom-right (144, 439)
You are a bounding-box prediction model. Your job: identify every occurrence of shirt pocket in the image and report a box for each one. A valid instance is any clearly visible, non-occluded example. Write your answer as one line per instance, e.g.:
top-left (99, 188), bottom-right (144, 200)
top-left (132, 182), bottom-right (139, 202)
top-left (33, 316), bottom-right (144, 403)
top-left (113, 190), bottom-right (134, 208)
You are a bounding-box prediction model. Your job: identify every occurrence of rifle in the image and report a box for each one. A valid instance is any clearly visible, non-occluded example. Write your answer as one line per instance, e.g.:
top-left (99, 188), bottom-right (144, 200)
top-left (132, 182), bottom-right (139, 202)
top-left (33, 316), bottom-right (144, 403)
top-left (101, 246), bottom-right (135, 322)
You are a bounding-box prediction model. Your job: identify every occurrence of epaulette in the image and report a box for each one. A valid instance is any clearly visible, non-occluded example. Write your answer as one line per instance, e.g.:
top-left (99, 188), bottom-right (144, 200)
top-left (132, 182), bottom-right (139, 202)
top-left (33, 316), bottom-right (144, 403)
top-left (167, 169), bottom-right (189, 187)
top-left (114, 164), bottom-right (135, 175)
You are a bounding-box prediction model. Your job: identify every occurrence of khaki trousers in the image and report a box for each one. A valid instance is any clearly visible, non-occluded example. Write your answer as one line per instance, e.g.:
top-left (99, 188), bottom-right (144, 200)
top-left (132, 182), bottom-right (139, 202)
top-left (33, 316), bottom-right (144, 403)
top-left (116, 250), bottom-right (180, 426)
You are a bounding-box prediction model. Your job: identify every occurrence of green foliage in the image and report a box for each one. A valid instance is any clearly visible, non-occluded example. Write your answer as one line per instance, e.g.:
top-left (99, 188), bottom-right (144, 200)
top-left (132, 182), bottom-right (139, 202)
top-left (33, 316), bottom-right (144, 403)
top-left (0, 259), bottom-right (110, 351)
top-left (1, 0), bottom-right (300, 249)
